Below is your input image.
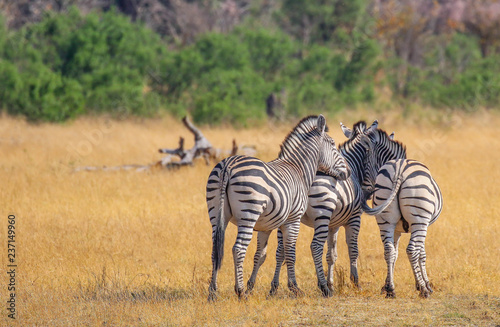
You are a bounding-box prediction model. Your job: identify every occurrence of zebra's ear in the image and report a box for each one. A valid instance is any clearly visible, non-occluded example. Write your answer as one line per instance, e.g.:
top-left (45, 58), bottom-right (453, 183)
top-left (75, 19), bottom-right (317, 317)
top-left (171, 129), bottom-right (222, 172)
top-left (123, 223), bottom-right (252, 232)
top-left (389, 132), bottom-right (395, 140)
top-left (340, 122), bottom-right (352, 138)
top-left (367, 120), bottom-right (378, 133)
top-left (317, 115), bottom-right (327, 135)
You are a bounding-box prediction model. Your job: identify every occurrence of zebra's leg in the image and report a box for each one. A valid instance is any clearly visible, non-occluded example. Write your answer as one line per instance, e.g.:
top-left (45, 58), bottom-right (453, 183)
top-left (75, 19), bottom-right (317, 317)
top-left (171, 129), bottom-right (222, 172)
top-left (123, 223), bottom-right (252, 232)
top-left (310, 221), bottom-right (331, 297)
top-left (393, 230), bottom-right (401, 279)
top-left (407, 223), bottom-right (430, 298)
top-left (419, 237), bottom-right (433, 294)
top-left (269, 229), bottom-right (284, 296)
top-left (345, 218), bottom-right (361, 288)
top-left (232, 224), bottom-right (256, 299)
top-left (394, 231), bottom-right (401, 261)
top-left (326, 226), bottom-right (340, 295)
top-left (246, 230), bottom-right (272, 294)
top-left (282, 221), bottom-right (303, 296)
top-left (379, 222), bottom-right (397, 298)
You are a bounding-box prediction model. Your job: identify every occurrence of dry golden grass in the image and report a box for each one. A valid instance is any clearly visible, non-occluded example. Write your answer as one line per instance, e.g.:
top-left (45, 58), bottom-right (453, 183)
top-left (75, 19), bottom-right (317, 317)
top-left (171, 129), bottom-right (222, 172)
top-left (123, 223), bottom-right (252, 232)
top-left (1, 110), bottom-right (499, 326)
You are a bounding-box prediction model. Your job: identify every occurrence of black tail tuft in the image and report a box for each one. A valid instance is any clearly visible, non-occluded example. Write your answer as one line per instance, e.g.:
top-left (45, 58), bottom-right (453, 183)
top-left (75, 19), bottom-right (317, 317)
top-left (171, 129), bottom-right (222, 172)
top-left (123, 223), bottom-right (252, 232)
top-left (213, 220), bottom-right (225, 271)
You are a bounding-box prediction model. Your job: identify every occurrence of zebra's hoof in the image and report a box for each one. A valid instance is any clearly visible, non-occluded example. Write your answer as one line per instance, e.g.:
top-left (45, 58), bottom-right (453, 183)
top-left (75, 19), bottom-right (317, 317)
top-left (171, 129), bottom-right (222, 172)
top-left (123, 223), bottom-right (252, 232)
top-left (269, 283), bottom-right (279, 296)
top-left (207, 292), bottom-right (218, 302)
top-left (246, 281), bottom-right (255, 294)
top-left (385, 291), bottom-right (396, 298)
top-left (419, 289), bottom-right (430, 298)
top-left (319, 284), bottom-right (333, 297)
top-left (235, 286), bottom-right (246, 299)
top-left (416, 282), bottom-right (431, 296)
top-left (381, 285), bottom-right (396, 298)
top-left (426, 282), bottom-right (434, 294)
top-left (350, 275), bottom-right (359, 288)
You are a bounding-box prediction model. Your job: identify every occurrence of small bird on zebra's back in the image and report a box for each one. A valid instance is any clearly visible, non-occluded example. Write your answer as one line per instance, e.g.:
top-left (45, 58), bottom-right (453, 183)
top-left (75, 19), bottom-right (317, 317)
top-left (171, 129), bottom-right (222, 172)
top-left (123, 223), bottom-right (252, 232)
top-left (206, 115), bottom-right (350, 300)
top-left (344, 121), bottom-right (443, 298)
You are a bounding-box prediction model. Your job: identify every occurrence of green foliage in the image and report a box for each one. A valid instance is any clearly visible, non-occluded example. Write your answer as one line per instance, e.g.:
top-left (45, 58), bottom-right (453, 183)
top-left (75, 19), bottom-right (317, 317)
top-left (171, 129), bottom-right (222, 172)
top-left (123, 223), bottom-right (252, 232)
top-left (154, 25), bottom-right (378, 124)
top-left (2, 2), bottom-right (498, 124)
top-left (429, 55), bottom-right (500, 109)
top-left (237, 28), bottom-right (296, 75)
top-left (0, 7), bottom-right (165, 121)
top-left (156, 31), bottom-right (272, 124)
top-left (279, 0), bottom-right (365, 45)
top-left (191, 69), bottom-right (268, 125)
top-left (389, 33), bottom-right (500, 110)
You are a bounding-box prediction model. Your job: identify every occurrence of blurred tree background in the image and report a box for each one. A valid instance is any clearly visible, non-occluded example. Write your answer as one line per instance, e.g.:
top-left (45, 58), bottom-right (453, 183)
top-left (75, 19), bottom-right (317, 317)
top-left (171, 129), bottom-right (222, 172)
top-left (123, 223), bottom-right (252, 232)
top-left (0, 0), bottom-right (499, 124)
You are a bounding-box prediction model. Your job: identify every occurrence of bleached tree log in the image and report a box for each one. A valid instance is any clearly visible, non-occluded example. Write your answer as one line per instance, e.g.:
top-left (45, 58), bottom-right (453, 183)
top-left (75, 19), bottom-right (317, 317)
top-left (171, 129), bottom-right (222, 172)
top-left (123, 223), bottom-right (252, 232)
top-left (157, 116), bottom-right (239, 168)
top-left (74, 116), bottom-right (250, 172)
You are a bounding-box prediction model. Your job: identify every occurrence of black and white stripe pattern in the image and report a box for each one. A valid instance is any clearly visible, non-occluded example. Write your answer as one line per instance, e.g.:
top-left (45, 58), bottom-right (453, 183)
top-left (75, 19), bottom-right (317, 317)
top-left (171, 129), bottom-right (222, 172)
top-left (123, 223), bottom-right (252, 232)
top-left (361, 126), bottom-right (443, 298)
top-left (207, 115), bottom-right (349, 300)
top-left (246, 120), bottom-right (378, 297)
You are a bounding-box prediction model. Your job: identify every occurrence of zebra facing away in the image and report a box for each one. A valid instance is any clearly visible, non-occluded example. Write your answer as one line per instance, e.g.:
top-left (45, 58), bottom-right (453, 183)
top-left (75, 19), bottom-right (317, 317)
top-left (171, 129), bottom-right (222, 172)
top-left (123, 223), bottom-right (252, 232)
top-left (207, 115), bottom-right (350, 300)
top-left (246, 120), bottom-right (379, 297)
top-left (358, 124), bottom-right (443, 298)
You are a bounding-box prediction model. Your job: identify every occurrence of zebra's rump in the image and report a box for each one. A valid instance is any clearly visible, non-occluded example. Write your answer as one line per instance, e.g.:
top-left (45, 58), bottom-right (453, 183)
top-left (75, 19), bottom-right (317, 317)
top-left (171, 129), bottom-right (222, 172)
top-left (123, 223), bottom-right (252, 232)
top-left (373, 159), bottom-right (443, 226)
top-left (207, 155), bottom-right (303, 231)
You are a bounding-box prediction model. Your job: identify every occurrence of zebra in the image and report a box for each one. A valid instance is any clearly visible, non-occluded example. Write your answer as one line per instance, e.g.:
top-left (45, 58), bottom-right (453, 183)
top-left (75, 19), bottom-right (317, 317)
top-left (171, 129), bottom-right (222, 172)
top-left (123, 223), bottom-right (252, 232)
top-left (247, 120), bottom-right (379, 297)
top-left (358, 124), bottom-right (443, 298)
top-left (207, 115), bottom-right (350, 300)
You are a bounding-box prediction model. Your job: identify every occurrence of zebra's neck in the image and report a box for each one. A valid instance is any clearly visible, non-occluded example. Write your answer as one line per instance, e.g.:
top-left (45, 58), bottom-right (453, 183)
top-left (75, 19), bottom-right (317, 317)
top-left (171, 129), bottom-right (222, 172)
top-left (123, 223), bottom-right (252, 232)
top-left (339, 140), bottom-right (366, 187)
top-left (276, 116), bottom-right (323, 188)
top-left (276, 134), bottom-right (320, 188)
top-left (364, 130), bottom-right (407, 190)
top-left (372, 131), bottom-right (407, 173)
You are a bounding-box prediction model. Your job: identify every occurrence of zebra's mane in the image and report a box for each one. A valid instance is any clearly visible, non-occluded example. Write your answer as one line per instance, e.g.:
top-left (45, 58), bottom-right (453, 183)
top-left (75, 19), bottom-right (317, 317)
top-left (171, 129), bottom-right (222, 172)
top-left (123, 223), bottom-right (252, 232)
top-left (338, 120), bottom-right (368, 151)
top-left (278, 115), bottom-right (326, 159)
top-left (370, 127), bottom-right (407, 159)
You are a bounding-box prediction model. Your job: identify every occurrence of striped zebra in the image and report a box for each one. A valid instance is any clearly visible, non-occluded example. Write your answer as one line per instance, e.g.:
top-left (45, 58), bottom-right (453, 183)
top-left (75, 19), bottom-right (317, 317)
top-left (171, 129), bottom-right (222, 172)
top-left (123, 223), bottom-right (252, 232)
top-left (247, 120), bottom-right (378, 297)
top-left (359, 125), bottom-right (443, 298)
top-left (207, 115), bottom-right (350, 300)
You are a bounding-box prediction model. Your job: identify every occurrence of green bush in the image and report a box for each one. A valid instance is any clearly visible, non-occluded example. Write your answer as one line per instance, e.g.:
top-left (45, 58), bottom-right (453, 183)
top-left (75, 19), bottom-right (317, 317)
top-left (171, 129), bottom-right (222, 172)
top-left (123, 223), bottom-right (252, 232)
top-left (237, 28), bottom-right (296, 75)
top-left (0, 8), bottom-right (166, 121)
top-left (7, 4), bottom-right (498, 124)
top-left (0, 60), bottom-right (84, 121)
top-left (0, 6), bottom-right (383, 124)
top-left (395, 33), bottom-right (500, 109)
top-left (191, 69), bottom-right (268, 125)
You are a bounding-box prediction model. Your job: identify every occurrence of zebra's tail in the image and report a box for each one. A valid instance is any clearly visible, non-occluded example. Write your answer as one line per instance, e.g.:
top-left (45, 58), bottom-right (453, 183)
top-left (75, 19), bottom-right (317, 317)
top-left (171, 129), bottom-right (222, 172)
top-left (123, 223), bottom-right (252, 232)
top-left (213, 165), bottom-right (230, 272)
top-left (361, 173), bottom-right (403, 216)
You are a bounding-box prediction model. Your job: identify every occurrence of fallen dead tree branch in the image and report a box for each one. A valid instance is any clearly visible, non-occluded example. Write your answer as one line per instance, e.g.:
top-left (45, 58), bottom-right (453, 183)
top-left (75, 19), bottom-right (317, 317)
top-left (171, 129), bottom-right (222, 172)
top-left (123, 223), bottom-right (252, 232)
top-left (74, 116), bottom-right (254, 172)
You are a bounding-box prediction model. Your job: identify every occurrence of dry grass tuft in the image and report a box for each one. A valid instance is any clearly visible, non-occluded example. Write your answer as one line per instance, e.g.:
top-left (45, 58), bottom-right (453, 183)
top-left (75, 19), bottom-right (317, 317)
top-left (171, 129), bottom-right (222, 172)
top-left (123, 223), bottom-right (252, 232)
top-left (1, 110), bottom-right (499, 326)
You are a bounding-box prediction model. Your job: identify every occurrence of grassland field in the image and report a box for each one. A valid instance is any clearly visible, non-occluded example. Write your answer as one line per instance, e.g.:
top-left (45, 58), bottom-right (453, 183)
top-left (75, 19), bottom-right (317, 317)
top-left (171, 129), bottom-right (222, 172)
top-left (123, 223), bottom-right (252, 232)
top-left (0, 109), bottom-right (499, 326)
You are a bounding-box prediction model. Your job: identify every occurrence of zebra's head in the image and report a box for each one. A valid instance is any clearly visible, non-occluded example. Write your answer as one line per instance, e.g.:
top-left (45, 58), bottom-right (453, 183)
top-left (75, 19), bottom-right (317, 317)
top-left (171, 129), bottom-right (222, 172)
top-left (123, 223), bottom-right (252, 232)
top-left (318, 131), bottom-right (351, 180)
top-left (338, 120), bottom-right (378, 184)
top-left (313, 116), bottom-right (349, 181)
top-left (340, 120), bottom-right (378, 139)
top-left (362, 126), bottom-right (407, 195)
